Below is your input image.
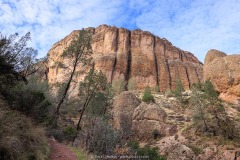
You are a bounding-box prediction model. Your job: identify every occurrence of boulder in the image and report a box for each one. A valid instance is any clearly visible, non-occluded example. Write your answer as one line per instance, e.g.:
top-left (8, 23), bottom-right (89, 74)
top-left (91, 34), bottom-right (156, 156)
top-left (132, 103), bottom-right (168, 140)
top-left (204, 49), bottom-right (227, 65)
top-left (167, 143), bottom-right (195, 160)
top-left (112, 91), bottom-right (141, 129)
top-left (204, 49), bottom-right (240, 103)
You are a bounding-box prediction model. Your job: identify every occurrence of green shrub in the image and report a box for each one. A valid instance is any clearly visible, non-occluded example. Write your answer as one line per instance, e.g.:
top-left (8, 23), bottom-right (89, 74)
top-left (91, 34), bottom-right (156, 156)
top-left (4, 77), bottom-right (52, 123)
top-left (128, 141), bottom-right (166, 160)
top-left (137, 146), bottom-right (166, 160)
top-left (173, 78), bottom-right (184, 97)
top-left (112, 77), bottom-right (125, 95)
top-left (127, 78), bottom-right (137, 90)
top-left (70, 147), bottom-right (91, 160)
top-left (142, 85), bottom-right (154, 102)
top-left (203, 80), bottom-right (218, 100)
top-left (48, 128), bottom-right (65, 142)
top-left (86, 92), bottom-right (111, 116)
top-left (0, 101), bottom-right (50, 160)
top-left (153, 85), bottom-right (160, 92)
top-left (127, 141), bottom-right (140, 150)
top-left (192, 82), bottom-right (203, 91)
top-left (165, 89), bottom-right (173, 97)
top-left (63, 126), bottom-right (78, 141)
top-left (78, 117), bottom-right (120, 155)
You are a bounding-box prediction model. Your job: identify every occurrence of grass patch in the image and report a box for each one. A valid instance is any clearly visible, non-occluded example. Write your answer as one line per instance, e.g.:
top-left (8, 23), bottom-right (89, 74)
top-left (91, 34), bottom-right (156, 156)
top-left (70, 147), bottom-right (91, 160)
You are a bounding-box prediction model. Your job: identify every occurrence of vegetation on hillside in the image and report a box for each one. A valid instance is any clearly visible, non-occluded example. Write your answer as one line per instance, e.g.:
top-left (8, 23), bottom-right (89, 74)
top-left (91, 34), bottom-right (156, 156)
top-left (0, 32), bottom-right (38, 94)
top-left (190, 80), bottom-right (238, 139)
top-left (4, 77), bottom-right (51, 123)
top-left (48, 32), bottom-right (122, 156)
top-left (0, 32), bottom-right (51, 159)
top-left (0, 101), bottom-right (50, 160)
top-left (112, 76), bottom-right (125, 94)
top-left (173, 78), bottom-right (185, 103)
top-left (2, 30), bottom-right (240, 160)
top-left (127, 141), bottom-right (166, 160)
top-left (76, 68), bottom-right (113, 130)
top-left (142, 85), bottom-right (154, 102)
top-left (54, 29), bottom-right (93, 116)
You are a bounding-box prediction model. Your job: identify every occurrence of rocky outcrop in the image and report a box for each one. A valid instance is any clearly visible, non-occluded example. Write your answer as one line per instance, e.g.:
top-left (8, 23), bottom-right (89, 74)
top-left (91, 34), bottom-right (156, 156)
top-left (132, 103), bottom-right (169, 140)
top-left (204, 49), bottom-right (226, 65)
top-left (167, 143), bottom-right (195, 160)
top-left (32, 59), bottom-right (48, 81)
top-left (112, 92), bottom-right (177, 141)
top-left (204, 49), bottom-right (240, 103)
top-left (112, 91), bottom-right (141, 129)
top-left (47, 25), bottom-right (203, 93)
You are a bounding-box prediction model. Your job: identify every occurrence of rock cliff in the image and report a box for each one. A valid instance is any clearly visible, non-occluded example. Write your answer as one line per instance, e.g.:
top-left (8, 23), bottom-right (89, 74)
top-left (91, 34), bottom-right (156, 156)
top-left (204, 49), bottom-right (240, 103)
top-left (47, 24), bottom-right (203, 92)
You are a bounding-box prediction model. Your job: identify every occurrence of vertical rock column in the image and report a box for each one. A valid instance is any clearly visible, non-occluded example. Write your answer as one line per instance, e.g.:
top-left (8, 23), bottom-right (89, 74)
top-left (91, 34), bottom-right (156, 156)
top-left (130, 30), bottom-right (158, 89)
top-left (112, 28), bottom-right (131, 82)
top-left (92, 25), bottom-right (118, 82)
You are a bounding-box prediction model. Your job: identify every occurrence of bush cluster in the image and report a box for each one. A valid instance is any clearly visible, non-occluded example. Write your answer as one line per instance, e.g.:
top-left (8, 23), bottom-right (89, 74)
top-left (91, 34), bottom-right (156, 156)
top-left (0, 32), bottom-right (51, 159)
top-left (127, 141), bottom-right (166, 160)
top-left (142, 85), bottom-right (154, 102)
top-left (112, 77), bottom-right (125, 95)
top-left (191, 80), bottom-right (238, 139)
top-left (78, 117), bottom-right (120, 155)
top-left (0, 102), bottom-right (49, 160)
top-left (4, 77), bottom-right (52, 123)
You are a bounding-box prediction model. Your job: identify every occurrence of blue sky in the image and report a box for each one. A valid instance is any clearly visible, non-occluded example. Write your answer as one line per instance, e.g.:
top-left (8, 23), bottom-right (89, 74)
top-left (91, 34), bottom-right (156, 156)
top-left (1, 0), bottom-right (240, 62)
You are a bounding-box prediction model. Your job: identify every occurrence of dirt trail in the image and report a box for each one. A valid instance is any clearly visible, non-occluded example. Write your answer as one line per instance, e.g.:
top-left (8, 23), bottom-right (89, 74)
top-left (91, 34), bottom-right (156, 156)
top-left (49, 139), bottom-right (77, 160)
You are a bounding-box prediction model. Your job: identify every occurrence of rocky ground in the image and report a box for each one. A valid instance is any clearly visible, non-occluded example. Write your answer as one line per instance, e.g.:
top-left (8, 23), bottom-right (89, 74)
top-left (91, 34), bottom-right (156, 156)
top-left (152, 93), bottom-right (240, 160)
top-left (113, 91), bottom-right (240, 160)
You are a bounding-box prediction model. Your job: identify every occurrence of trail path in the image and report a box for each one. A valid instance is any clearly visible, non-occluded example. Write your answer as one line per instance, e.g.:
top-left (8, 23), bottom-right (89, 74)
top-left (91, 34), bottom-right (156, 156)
top-left (49, 139), bottom-right (77, 160)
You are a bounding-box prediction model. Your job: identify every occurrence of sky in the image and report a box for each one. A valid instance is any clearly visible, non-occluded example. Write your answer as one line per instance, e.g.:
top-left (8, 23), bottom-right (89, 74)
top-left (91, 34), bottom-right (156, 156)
top-left (1, 0), bottom-right (240, 63)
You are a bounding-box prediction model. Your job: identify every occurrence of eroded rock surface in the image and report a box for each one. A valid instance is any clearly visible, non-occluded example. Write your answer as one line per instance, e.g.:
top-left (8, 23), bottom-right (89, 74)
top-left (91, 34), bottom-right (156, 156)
top-left (204, 49), bottom-right (240, 103)
top-left (112, 91), bottom-right (141, 129)
top-left (167, 143), bottom-right (195, 160)
top-left (132, 103), bottom-right (168, 140)
top-left (47, 25), bottom-right (203, 94)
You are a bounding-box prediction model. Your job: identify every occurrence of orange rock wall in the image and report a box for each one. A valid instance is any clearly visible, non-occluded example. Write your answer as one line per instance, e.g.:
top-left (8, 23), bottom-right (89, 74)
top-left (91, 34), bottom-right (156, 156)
top-left (47, 25), bottom-right (203, 93)
top-left (204, 49), bottom-right (240, 103)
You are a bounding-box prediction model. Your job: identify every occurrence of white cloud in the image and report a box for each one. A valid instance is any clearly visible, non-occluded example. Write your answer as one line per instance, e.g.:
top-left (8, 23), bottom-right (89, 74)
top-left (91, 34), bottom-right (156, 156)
top-left (0, 0), bottom-right (240, 62)
top-left (0, 0), bottom-right (128, 57)
top-left (134, 0), bottom-right (240, 62)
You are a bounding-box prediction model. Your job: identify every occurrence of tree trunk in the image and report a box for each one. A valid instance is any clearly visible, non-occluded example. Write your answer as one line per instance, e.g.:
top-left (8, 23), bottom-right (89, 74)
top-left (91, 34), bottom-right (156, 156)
top-left (76, 96), bottom-right (92, 131)
top-left (76, 107), bottom-right (86, 131)
top-left (199, 104), bottom-right (209, 131)
top-left (71, 96), bottom-right (92, 145)
top-left (55, 57), bottom-right (78, 116)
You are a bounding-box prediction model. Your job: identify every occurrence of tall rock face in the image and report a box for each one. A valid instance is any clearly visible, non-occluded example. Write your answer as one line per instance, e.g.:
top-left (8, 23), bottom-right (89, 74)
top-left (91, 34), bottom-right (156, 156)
top-left (204, 49), bottom-right (240, 103)
top-left (47, 25), bottom-right (203, 93)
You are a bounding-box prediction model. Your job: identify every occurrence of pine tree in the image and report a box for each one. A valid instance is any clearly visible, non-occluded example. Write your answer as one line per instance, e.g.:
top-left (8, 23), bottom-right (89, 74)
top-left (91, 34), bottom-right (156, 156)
top-left (76, 68), bottom-right (112, 131)
top-left (55, 29), bottom-right (93, 116)
top-left (142, 85), bottom-right (154, 102)
top-left (173, 78), bottom-right (185, 102)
